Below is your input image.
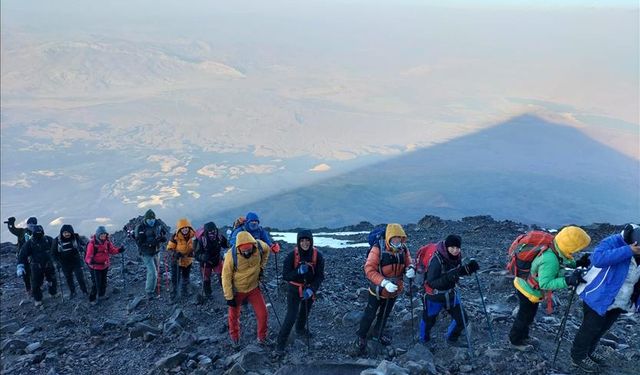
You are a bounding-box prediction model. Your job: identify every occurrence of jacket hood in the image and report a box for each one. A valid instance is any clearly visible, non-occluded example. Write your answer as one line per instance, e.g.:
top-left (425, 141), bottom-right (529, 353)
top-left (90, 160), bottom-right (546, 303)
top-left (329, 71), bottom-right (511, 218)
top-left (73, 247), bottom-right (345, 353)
top-left (27, 217), bottom-right (38, 225)
top-left (175, 218), bottom-right (192, 231)
top-left (60, 224), bottom-right (75, 237)
top-left (235, 231), bottom-right (257, 248)
top-left (144, 209), bottom-right (156, 220)
top-left (204, 221), bottom-right (217, 232)
top-left (385, 223), bottom-right (407, 250)
top-left (245, 212), bottom-right (260, 223)
top-left (95, 226), bottom-right (108, 238)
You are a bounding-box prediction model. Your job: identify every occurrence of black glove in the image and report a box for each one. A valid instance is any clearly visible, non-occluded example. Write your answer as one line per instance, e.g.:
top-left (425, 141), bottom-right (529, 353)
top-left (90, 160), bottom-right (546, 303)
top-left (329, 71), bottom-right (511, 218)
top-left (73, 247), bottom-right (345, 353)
top-left (575, 253), bottom-right (591, 268)
top-left (565, 269), bottom-right (586, 287)
top-left (119, 246), bottom-right (126, 254)
top-left (462, 259), bottom-right (480, 275)
top-left (4, 217), bottom-right (16, 224)
top-left (226, 299), bottom-right (237, 307)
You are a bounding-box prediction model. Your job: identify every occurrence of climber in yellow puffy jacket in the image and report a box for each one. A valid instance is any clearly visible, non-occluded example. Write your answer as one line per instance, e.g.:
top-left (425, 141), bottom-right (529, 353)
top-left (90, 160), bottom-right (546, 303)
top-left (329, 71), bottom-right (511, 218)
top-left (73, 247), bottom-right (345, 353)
top-left (167, 218), bottom-right (196, 299)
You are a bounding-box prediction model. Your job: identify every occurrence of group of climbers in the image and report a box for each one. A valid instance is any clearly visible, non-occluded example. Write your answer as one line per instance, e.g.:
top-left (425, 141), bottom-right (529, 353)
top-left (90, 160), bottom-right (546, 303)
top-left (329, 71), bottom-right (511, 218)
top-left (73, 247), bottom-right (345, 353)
top-left (5, 212), bottom-right (639, 372)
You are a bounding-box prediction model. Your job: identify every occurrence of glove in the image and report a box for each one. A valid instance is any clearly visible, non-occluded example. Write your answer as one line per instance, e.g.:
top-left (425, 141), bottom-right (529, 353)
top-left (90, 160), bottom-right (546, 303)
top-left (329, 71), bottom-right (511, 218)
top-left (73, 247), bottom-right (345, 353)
top-left (271, 242), bottom-right (281, 254)
top-left (16, 264), bottom-right (25, 277)
top-left (5, 216), bottom-right (16, 224)
top-left (405, 267), bottom-right (416, 279)
top-left (565, 268), bottom-right (586, 287)
top-left (119, 245), bottom-right (126, 253)
top-left (380, 279), bottom-right (398, 293)
top-left (302, 288), bottom-right (314, 300)
top-left (462, 259), bottom-right (480, 275)
top-left (575, 253), bottom-right (591, 268)
top-left (226, 299), bottom-right (237, 307)
top-left (297, 263), bottom-right (309, 275)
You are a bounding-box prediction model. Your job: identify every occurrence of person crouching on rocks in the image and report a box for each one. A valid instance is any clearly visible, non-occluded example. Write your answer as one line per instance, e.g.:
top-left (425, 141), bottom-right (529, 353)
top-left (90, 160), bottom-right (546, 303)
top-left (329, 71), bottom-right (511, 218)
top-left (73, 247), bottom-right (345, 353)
top-left (167, 218), bottom-right (196, 300)
top-left (17, 225), bottom-right (59, 307)
top-left (355, 223), bottom-right (415, 354)
top-left (419, 234), bottom-right (479, 347)
top-left (85, 226), bottom-right (125, 304)
top-left (51, 224), bottom-right (88, 298)
top-left (570, 223), bottom-right (640, 373)
top-left (275, 230), bottom-right (325, 356)
top-left (222, 231), bottom-right (271, 349)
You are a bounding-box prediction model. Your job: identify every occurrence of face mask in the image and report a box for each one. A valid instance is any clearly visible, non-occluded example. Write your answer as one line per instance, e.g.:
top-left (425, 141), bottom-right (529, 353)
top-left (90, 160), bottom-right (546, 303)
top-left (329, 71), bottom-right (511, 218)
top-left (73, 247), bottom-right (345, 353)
top-left (248, 222), bottom-right (259, 231)
top-left (146, 219), bottom-right (156, 227)
top-left (241, 250), bottom-right (253, 259)
top-left (207, 231), bottom-right (217, 239)
top-left (389, 240), bottom-right (404, 252)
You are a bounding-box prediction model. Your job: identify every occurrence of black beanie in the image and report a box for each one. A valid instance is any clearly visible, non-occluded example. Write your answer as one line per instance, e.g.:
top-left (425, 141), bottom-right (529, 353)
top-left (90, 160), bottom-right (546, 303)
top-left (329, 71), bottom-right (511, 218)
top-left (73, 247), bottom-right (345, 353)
top-left (204, 222), bottom-right (217, 232)
top-left (27, 217), bottom-right (38, 225)
top-left (622, 224), bottom-right (640, 245)
top-left (297, 229), bottom-right (314, 250)
top-left (444, 234), bottom-right (462, 248)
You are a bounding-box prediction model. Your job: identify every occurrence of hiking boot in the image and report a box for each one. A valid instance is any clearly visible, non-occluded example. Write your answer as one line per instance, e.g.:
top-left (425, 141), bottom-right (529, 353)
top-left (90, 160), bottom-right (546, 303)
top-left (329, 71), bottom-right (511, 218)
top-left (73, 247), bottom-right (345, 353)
top-left (295, 329), bottom-right (313, 339)
top-left (523, 336), bottom-right (540, 347)
top-left (510, 342), bottom-right (534, 352)
top-left (231, 339), bottom-right (241, 350)
top-left (588, 349), bottom-right (609, 366)
top-left (34, 300), bottom-right (43, 307)
top-left (446, 338), bottom-right (467, 348)
top-left (572, 357), bottom-right (600, 373)
top-left (374, 334), bottom-right (392, 346)
top-left (354, 337), bottom-right (367, 355)
top-left (257, 337), bottom-right (275, 347)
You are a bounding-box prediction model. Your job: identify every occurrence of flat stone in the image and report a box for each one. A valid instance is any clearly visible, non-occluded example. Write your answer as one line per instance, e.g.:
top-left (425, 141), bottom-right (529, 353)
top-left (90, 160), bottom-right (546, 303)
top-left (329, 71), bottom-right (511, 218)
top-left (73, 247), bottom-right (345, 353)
top-left (1, 322), bottom-right (20, 334)
top-left (1, 338), bottom-right (29, 353)
top-left (342, 311), bottom-right (364, 327)
top-left (14, 326), bottom-right (36, 335)
top-left (25, 342), bottom-right (42, 354)
top-left (127, 296), bottom-right (145, 312)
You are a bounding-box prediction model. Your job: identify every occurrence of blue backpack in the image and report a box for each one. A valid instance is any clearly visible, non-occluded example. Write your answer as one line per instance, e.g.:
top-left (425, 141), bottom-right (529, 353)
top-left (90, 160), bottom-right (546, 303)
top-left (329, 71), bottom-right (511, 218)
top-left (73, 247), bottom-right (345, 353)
top-left (366, 224), bottom-right (387, 258)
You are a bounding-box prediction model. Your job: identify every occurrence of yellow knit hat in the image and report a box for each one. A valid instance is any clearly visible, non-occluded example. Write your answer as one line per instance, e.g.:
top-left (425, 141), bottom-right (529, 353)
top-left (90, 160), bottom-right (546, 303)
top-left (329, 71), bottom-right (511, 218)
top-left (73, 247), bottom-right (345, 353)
top-left (554, 226), bottom-right (591, 259)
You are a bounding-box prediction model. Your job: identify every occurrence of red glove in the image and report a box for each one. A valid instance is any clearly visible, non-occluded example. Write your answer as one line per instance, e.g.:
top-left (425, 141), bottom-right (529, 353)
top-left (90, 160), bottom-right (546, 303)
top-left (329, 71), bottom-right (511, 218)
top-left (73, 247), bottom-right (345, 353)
top-left (270, 242), bottom-right (281, 254)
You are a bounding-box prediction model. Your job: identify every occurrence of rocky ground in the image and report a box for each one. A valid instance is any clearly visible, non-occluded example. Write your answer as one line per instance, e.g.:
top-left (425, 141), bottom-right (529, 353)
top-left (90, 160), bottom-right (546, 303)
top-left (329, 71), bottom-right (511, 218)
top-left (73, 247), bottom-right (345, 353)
top-left (1, 215), bottom-right (638, 375)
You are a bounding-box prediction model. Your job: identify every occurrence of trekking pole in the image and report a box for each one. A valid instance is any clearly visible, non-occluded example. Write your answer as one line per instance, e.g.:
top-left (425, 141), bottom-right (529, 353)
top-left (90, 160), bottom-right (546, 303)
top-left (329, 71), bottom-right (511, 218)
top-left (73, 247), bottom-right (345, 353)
top-left (408, 279), bottom-right (416, 344)
top-left (274, 251), bottom-right (280, 298)
top-left (377, 297), bottom-right (392, 344)
top-left (305, 296), bottom-right (311, 353)
top-left (455, 290), bottom-right (473, 358)
top-left (474, 273), bottom-right (495, 343)
top-left (55, 265), bottom-right (65, 302)
top-left (121, 252), bottom-right (126, 296)
top-left (552, 287), bottom-right (576, 366)
top-left (260, 281), bottom-right (282, 328)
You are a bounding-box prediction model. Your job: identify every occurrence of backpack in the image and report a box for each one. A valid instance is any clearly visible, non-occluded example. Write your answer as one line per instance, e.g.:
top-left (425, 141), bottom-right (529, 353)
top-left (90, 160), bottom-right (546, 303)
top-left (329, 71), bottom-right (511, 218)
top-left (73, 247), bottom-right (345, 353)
top-left (414, 243), bottom-right (438, 274)
top-left (506, 231), bottom-right (556, 278)
top-left (232, 216), bottom-right (246, 231)
top-left (366, 225), bottom-right (387, 258)
top-left (229, 241), bottom-right (265, 271)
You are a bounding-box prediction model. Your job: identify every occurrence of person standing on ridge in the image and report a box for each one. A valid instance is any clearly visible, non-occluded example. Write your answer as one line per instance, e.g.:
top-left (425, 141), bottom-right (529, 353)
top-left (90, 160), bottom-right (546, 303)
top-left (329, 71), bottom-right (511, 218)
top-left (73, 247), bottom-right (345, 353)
top-left (51, 224), bottom-right (88, 298)
top-left (134, 209), bottom-right (167, 298)
top-left (6, 216), bottom-right (38, 295)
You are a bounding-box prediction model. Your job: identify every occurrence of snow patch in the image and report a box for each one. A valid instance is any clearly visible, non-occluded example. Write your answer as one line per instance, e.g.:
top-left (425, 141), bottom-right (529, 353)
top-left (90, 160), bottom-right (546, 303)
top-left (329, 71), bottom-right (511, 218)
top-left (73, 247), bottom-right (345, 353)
top-left (271, 232), bottom-right (369, 249)
top-left (309, 163), bottom-right (331, 172)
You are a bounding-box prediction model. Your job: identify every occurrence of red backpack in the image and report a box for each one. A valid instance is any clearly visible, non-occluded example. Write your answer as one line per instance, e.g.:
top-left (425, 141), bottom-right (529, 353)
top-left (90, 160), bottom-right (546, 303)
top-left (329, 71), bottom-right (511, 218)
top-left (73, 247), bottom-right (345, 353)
top-left (506, 231), bottom-right (556, 278)
top-left (414, 243), bottom-right (439, 294)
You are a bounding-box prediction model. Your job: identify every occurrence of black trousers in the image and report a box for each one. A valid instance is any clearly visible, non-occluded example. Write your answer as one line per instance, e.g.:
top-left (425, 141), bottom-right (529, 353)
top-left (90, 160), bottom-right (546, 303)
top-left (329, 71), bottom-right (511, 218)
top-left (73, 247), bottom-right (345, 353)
top-left (571, 302), bottom-right (622, 361)
top-left (171, 262), bottom-right (191, 291)
top-left (89, 268), bottom-right (108, 301)
top-left (30, 263), bottom-right (57, 302)
top-left (22, 260), bottom-right (32, 292)
top-left (60, 256), bottom-right (88, 294)
top-left (357, 293), bottom-right (396, 339)
top-left (509, 290), bottom-right (539, 345)
top-left (277, 287), bottom-right (315, 349)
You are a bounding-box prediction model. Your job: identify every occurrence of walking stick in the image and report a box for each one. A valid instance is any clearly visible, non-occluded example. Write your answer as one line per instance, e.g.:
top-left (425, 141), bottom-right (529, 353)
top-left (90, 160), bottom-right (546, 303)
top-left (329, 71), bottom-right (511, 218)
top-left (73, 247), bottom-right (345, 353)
top-left (474, 273), bottom-right (495, 343)
top-left (121, 252), bottom-right (126, 296)
top-left (408, 279), bottom-right (416, 344)
top-left (553, 287), bottom-right (576, 366)
top-left (274, 251), bottom-right (280, 298)
top-left (305, 296), bottom-right (311, 353)
top-left (156, 254), bottom-right (162, 296)
top-left (455, 290), bottom-right (473, 357)
top-left (55, 265), bottom-right (65, 302)
top-left (377, 297), bottom-right (392, 344)
top-left (260, 281), bottom-right (282, 328)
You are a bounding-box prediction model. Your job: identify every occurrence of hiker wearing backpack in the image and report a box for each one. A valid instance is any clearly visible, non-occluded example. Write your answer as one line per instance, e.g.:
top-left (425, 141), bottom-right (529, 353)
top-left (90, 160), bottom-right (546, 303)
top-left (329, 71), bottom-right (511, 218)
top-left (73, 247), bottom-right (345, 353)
top-left (569, 224), bottom-right (640, 373)
top-left (194, 221), bottom-right (229, 296)
top-left (417, 235), bottom-right (479, 347)
top-left (167, 218), bottom-right (196, 299)
top-left (275, 230), bottom-right (325, 356)
top-left (6, 216), bottom-right (38, 295)
top-left (85, 226), bottom-right (125, 304)
top-left (229, 212), bottom-right (280, 254)
top-left (133, 209), bottom-right (167, 298)
top-left (355, 224), bottom-right (415, 353)
top-left (508, 226), bottom-right (591, 350)
top-left (51, 224), bottom-right (88, 298)
top-left (221, 231), bottom-right (271, 349)
top-left (17, 225), bottom-right (58, 307)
